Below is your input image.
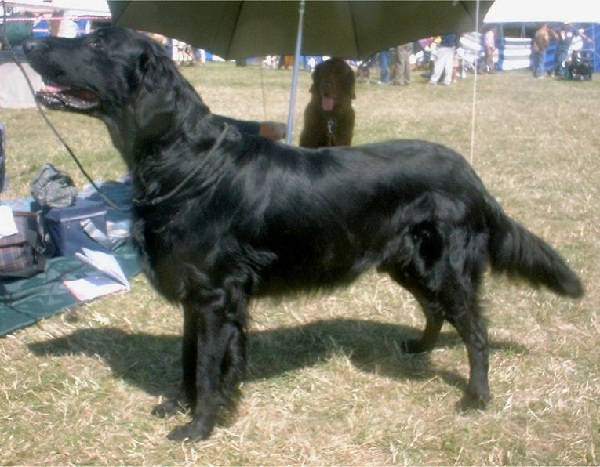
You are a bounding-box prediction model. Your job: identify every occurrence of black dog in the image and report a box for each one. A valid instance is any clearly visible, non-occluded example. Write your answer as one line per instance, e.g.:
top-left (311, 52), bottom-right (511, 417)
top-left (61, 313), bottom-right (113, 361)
top-left (24, 28), bottom-right (583, 442)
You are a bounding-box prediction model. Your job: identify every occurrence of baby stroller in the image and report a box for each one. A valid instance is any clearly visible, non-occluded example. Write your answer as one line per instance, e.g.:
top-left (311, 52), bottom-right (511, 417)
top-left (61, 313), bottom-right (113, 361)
top-left (566, 50), bottom-right (594, 81)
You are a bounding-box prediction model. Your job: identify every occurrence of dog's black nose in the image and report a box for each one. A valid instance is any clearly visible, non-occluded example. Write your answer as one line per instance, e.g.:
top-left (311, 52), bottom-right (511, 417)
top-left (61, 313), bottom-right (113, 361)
top-left (22, 38), bottom-right (46, 54)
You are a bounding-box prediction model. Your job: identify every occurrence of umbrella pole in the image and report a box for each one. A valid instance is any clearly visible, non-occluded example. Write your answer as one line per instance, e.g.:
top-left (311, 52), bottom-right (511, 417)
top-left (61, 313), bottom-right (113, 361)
top-left (285, 0), bottom-right (305, 145)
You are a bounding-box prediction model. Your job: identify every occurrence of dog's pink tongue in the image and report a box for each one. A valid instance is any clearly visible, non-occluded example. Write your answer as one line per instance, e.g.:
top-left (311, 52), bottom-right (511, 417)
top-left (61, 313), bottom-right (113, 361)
top-left (322, 96), bottom-right (334, 111)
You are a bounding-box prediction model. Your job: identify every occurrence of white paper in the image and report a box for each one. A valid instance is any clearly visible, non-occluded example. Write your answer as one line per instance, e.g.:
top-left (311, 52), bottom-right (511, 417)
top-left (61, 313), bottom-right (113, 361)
top-left (74, 248), bottom-right (129, 287)
top-left (0, 205), bottom-right (18, 238)
top-left (64, 248), bottom-right (130, 301)
top-left (64, 275), bottom-right (129, 301)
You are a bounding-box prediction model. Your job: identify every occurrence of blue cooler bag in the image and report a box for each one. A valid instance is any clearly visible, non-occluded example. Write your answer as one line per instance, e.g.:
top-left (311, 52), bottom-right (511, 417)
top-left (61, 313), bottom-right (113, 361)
top-left (45, 199), bottom-right (109, 256)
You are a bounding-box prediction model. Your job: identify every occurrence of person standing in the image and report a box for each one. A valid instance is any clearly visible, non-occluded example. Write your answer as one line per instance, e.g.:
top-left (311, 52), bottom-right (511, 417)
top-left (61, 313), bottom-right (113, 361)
top-left (378, 48), bottom-right (391, 84)
top-left (532, 23), bottom-right (550, 78)
top-left (429, 33), bottom-right (457, 85)
top-left (394, 42), bottom-right (413, 85)
top-left (551, 23), bottom-right (593, 78)
top-left (483, 27), bottom-right (496, 73)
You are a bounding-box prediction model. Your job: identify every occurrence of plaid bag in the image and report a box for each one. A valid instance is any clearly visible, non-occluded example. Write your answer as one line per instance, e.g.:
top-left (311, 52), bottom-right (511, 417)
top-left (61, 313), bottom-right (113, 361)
top-left (0, 211), bottom-right (51, 278)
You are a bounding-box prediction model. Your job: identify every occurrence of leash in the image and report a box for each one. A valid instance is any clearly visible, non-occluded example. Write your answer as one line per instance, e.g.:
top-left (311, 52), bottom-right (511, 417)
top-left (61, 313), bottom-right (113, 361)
top-left (132, 123), bottom-right (229, 207)
top-left (1, 0), bottom-right (128, 212)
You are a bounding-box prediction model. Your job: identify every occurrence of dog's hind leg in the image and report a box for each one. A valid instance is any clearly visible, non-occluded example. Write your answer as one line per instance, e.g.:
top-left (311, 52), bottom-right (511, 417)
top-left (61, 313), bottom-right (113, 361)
top-left (401, 301), bottom-right (444, 354)
top-left (395, 277), bottom-right (491, 409)
top-left (166, 288), bottom-right (248, 442)
top-left (448, 299), bottom-right (490, 410)
top-left (385, 221), bottom-right (491, 409)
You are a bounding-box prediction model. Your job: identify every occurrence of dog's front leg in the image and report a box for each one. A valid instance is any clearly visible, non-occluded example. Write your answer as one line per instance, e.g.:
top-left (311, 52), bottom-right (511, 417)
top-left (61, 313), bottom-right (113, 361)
top-left (151, 305), bottom-right (198, 419)
top-left (168, 289), bottom-right (248, 442)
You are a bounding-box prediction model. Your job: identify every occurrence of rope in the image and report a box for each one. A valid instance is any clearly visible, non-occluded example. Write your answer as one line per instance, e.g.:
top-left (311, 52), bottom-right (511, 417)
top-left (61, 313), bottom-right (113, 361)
top-left (259, 63), bottom-right (268, 121)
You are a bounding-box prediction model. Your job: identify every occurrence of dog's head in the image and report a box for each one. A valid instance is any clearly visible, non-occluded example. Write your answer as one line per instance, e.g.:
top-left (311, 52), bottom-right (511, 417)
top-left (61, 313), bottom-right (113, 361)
top-left (25, 28), bottom-right (159, 113)
top-left (23, 27), bottom-right (205, 163)
top-left (310, 58), bottom-right (356, 111)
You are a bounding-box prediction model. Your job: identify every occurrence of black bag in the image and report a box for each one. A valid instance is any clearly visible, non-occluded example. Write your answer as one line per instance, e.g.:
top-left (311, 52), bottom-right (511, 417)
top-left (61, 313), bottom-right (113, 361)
top-left (30, 163), bottom-right (78, 209)
top-left (0, 211), bottom-right (52, 278)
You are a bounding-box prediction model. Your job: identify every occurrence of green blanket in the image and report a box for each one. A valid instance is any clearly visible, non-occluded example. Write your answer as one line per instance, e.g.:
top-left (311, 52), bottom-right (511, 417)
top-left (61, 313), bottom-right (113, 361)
top-left (0, 240), bottom-right (140, 337)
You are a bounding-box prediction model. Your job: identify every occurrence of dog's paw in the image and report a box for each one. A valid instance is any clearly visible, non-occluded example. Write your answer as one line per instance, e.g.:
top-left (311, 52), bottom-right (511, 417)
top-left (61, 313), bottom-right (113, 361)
top-left (401, 338), bottom-right (429, 354)
top-left (457, 392), bottom-right (489, 412)
top-left (167, 421), bottom-right (213, 442)
top-left (151, 399), bottom-right (187, 418)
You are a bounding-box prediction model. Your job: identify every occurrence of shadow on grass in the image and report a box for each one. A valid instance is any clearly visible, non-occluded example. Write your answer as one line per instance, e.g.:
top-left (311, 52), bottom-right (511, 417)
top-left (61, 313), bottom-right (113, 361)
top-left (27, 319), bottom-right (526, 403)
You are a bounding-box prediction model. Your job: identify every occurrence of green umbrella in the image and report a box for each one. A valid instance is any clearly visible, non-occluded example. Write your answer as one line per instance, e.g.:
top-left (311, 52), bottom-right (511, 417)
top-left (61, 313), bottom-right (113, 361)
top-left (108, 1), bottom-right (493, 142)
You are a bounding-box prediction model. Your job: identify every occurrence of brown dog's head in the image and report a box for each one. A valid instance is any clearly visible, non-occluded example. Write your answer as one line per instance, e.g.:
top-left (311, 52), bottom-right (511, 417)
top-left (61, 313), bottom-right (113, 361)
top-left (310, 58), bottom-right (355, 112)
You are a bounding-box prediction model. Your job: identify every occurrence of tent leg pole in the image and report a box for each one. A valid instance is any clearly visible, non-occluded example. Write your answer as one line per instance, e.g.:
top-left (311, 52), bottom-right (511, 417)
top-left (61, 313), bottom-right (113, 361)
top-left (285, 0), bottom-right (305, 145)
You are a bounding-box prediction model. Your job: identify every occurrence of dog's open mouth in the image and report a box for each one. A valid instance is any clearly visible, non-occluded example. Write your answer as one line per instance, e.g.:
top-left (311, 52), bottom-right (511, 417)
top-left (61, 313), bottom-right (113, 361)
top-left (321, 96), bottom-right (335, 112)
top-left (36, 83), bottom-right (100, 111)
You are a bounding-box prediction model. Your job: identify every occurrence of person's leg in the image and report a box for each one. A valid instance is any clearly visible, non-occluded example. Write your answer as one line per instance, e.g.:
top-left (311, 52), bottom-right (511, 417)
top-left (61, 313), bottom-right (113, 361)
top-left (443, 48), bottom-right (454, 85)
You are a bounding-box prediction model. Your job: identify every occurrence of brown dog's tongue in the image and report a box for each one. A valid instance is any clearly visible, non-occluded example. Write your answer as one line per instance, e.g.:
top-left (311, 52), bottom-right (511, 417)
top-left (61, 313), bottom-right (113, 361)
top-left (322, 96), bottom-right (334, 111)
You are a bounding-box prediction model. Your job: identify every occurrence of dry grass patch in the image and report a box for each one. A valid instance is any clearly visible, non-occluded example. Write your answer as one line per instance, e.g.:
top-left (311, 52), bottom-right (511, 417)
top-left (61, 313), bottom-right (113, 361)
top-left (0, 63), bottom-right (598, 464)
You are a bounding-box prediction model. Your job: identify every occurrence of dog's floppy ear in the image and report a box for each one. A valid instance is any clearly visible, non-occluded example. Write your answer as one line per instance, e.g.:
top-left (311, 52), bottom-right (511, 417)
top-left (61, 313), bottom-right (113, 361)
top-left (133, 40), bottom-right (176, 136)
top-left (310, 61), bottom-right (323, 94)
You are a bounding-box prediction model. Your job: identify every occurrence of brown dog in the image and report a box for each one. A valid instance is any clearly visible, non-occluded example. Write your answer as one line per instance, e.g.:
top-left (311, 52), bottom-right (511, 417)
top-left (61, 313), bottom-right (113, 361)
top-left (299, 58), bottom-right (355, 148)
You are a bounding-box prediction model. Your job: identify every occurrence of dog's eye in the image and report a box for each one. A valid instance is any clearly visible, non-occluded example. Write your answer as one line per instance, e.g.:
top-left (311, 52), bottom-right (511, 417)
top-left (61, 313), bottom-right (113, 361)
top-left (85, 36), bottom-right (104, 50)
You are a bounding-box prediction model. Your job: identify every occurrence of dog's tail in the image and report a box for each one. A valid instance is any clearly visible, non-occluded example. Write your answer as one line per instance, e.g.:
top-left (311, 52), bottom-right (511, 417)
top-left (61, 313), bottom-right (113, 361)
top-left (485, 196), bottom-right (584, 298)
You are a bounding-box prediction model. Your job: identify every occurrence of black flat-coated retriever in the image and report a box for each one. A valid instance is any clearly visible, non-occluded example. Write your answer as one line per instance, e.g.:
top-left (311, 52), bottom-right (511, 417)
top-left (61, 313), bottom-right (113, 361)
top-left (24, 28), bottom-right (583, 442)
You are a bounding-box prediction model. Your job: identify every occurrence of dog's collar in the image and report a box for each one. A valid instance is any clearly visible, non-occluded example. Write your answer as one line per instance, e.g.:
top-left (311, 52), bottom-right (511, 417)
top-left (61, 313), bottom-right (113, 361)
top-left (327, 118), bottom-right (336, 147)
top-left (132, 123), bottom-right (229, 207)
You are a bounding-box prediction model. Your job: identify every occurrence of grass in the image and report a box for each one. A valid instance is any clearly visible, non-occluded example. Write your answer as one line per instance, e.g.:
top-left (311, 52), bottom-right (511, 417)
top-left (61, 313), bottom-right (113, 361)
top-left (1, 63), bottom-right (599, 465)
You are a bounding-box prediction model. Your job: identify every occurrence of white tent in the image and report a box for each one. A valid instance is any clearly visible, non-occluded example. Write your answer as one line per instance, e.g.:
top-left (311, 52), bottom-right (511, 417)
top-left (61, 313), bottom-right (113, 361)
top-left (0, 63), bottom-right (42, 109)
top-left (484, 0), bottom-right (600, 24)
top-left (484, 0), bottom-right (600, 72)
top-left (2, 0), bottom-right (110, 16)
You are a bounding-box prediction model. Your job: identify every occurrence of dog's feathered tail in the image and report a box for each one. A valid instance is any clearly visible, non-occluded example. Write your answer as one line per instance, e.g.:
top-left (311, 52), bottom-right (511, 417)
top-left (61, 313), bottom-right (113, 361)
top-left (485, 196), bottom-right (584, 298)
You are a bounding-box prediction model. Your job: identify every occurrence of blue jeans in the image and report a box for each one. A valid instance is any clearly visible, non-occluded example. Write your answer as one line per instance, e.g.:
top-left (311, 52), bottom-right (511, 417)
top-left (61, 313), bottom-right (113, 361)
top-left (532, 50), bottom-right (546, 77)
top-left (554, 46), bottom-right (569, 74)
top-left (378, 50), bottom-right (390, 83)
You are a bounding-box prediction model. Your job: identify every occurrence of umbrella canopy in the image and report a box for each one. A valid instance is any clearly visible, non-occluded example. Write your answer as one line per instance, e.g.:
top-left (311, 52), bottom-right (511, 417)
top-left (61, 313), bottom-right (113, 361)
top-left (108, 1), bottom-right (493, 143)
top-left (108, 1), bottom-right (492, 60)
